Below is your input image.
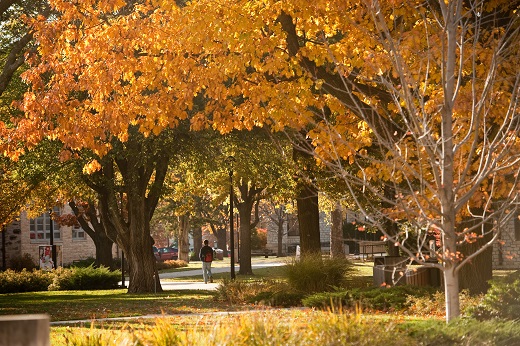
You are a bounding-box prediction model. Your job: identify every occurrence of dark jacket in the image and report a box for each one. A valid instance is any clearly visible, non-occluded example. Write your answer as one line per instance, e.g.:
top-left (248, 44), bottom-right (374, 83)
top-left (199, 245), bottom-right (214, 262)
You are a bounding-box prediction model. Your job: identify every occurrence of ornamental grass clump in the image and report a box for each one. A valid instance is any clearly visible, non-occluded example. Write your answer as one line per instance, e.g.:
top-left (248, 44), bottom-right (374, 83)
top-left (134, 310), bottom-right (413, 346)
top-left (284, 254), bottom-right (355, 293)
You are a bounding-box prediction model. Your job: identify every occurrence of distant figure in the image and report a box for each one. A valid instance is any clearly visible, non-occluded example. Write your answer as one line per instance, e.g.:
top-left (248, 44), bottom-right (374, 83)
top-left (199, 239), bottom-right (214, 283)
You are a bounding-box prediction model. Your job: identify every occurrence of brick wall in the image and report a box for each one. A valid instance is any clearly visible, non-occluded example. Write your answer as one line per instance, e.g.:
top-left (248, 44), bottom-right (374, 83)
top-left (5, 206), bottom-right (114, 268)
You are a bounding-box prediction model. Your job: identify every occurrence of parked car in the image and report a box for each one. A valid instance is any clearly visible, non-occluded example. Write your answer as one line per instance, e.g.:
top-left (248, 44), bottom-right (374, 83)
top-left (157, 247), bottom-right (178, 261)
top-left (153, 246), bottom-right (160, 261)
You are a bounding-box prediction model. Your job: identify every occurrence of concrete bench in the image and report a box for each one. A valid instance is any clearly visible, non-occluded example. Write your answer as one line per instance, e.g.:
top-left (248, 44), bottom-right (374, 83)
top-left (0, 314), bottom-right (49, 346)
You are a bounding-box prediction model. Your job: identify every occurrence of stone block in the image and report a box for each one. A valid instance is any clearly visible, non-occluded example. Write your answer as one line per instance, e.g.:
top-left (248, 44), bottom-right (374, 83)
top-left (0, 314), bottom-right (49, 346)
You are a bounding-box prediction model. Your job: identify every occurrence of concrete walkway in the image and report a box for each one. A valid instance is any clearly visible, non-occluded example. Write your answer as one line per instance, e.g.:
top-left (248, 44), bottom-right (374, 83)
top-left (120, 261), bottom-right (286, 291)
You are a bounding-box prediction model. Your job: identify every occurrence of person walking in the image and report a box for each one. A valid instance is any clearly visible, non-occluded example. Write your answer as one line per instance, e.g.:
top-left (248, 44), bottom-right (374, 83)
top-left (199, 239), bottom-right (214, 283)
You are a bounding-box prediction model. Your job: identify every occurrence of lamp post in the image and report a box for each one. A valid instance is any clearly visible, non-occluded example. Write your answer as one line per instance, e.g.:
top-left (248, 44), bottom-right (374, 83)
top-left (226, 155), bottom-right (236, 280)
top-left (49, 210), bottom-right (57, 269)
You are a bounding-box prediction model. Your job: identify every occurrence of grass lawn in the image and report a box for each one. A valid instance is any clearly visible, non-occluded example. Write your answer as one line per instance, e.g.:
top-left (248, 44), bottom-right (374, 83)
top-left (2, 256), bottom-right (518, 346)
top-left (0, 289), bottom-right (234, 322)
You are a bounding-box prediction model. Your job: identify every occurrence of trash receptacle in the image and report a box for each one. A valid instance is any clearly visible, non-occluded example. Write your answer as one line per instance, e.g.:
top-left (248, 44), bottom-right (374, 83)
top-left (214, 249), bottom-right (224, 260)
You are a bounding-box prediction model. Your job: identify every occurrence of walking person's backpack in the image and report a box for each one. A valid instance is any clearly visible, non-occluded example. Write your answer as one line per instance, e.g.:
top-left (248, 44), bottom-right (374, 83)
top-left (204, 250), bottom-right (213, 262)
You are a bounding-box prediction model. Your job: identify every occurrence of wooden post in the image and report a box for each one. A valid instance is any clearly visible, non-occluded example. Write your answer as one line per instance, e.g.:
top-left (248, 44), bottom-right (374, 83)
top-left (0, 314), bottom-right (49, 346)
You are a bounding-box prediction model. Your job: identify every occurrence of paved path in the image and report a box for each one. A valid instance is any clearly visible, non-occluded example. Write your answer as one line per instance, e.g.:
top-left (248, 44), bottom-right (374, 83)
top-left (120, 261), bottom-right (286, 291)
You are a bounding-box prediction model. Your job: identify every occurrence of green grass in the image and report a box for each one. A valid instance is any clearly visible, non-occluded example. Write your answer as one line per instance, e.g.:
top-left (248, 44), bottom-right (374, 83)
top-left (49, 310), bottom-right (520, 346)
top-left (4, 257), bottom-right (519, 346)
top-left (0, 289), bottom-right (236, 322)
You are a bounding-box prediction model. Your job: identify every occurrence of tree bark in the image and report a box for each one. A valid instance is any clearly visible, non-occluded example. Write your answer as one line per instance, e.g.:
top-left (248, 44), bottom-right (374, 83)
top-left (296, 182), bottom-right (321, 256)
top-left (193, 226), bottom-right (203, 260)
top-left (178, 214), bottom-right (190, 262)
top-left (444, 262), bottom-right (461, 321)
top-left (330, 201), bottom-right (344, 258)
top-left (236, 181), bottom-right (263, 275)
top-left (277, 213), bottom-right (285, 257)
top-left (86, 132), bottom-right (169, 293)
top-left (238, 205), bottom-right (253, 274)
top-left (214, 226), bottom-right (228, 257)
top-left (293, 142), bottom-right (321, 256)
top-left (383, 185), bottom-right (400, 257)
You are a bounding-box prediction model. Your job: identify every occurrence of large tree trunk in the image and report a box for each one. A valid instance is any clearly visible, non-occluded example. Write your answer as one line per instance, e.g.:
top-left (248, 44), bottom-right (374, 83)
top-left (88, 132), bottom-right (169, 294)
top-left (236, 181), bottom-right (263, 275)
top-left (238, 203), bottom-right (253, 275)
top-left (293, 143), bottom-right (321, 256)
top-left (120, 184), bottom-right (161, 293)
top-left (296, 182), bottom-right (321, 255)
top-left (383, 185), bottom-right (400, 257)
top-left (330, 201), bottom-right (344, 258)
top-left (444, 263), bottom-right (461, 322)
top-left (277, 215), bottom-right (284, 256)
top-left (214, 226), bottom-right (228, 257)
top-left (93, 233), bottom-right (114, 269)
top-left (178, 214), bottom-right (190, 262)
top-left (193, 226), bottom-right (203, 260)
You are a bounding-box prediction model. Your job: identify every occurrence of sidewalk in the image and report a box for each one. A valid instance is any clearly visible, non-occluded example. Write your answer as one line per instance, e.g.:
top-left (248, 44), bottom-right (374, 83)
top-left (120, 261), bottom-right (286, 291)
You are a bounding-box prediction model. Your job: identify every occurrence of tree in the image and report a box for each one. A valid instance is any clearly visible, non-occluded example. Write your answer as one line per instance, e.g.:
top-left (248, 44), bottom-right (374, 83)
top-left (0, 0), bottom-right (50, 225)
top-left (225, 129), bottom-right (294, 274)
top-left (5, 1), bottom-right (192, 293)
top-left (5, 0), bottom-right (516, 317)
top-left (261, 200), bottom-right (292, 257)
top-left (83, 129), bottom-right (172, 293)
top-left (0, 0), bottom-right (49, 96)
top-left (274, 1), bottom-right (519, 322)
top-left (330, 201), bottom-right (344, 258)
top-left (156, 0), bottom-right (518, 321)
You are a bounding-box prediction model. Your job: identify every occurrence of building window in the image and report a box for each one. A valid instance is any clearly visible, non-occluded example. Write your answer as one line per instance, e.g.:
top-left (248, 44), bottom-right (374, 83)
top-left (30, 208), bottom-right (61, 242)
top-left (72, 225), bottom-right (86, 240)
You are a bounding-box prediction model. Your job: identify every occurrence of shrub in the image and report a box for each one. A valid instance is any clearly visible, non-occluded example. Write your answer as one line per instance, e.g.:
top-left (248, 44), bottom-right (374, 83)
top-left (66, 257), bottom-right (96, 268)
top-left (9, 253), bottom-right (37, 271)
top-left (49, 265), bottom-right (121, 291)
top-left (156, 259), bottom-right (188, 271)
top-left (284, 254), bottom-right (355, 293)
top-left (401, 318), bottom-right (520, 345)
top-left (303, 285), bottom-right (438, 312)
top-left (251, 289), bottom-right (304, 307)
top-left (0, 269), bottom-right (54, 293)
top-left (406, 289), bottom-right (481, 317)
top-left (215, 278), bottom-right (298, 305)
top-left (470, 270), bottom-right (520, 320)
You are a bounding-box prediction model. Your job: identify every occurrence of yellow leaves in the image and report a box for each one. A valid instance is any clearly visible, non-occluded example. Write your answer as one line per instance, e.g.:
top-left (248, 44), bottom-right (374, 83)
top-left (83, 159), bottom-right (102, 174)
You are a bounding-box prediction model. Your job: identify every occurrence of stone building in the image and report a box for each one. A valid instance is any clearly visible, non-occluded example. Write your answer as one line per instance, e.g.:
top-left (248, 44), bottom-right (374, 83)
top-left (1, 204), bottom-right (113, 269)
top-left (264, 207), bottom-right (519, 270)
top-left (265, 211), bottom-right (332, 255)
top-left (493, 213), bottom-right (520, 269)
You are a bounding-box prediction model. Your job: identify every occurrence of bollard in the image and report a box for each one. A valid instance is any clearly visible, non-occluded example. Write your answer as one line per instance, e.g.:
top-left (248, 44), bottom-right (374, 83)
top-left (0, 314), bottom-right (50, 346)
